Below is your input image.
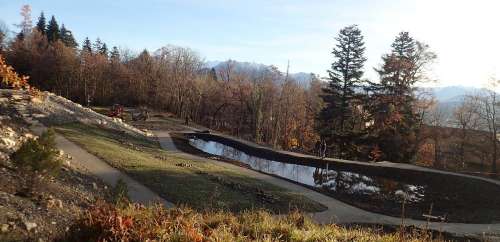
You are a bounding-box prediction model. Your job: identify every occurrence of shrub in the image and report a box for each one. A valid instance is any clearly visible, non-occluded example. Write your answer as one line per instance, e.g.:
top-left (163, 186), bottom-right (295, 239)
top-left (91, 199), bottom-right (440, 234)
top-left (38, 128), bottom-right (57, 150)
top-left (10, 128), bottom-right (62, 195)
top-left (11, 128), bottom-right (62, 176)
top-left (0, 53), bottom-right (38, 95)
top-left (112, 178), bottom-right (130, 207)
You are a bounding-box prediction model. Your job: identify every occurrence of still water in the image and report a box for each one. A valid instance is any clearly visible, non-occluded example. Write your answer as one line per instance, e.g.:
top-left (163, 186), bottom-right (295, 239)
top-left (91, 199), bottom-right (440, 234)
top-left (189, 137), bottom-right (500, 223)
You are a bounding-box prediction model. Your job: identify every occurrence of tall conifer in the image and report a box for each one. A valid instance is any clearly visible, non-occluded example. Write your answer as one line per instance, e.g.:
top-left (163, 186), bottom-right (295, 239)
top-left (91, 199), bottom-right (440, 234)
top-left (99, 43), bottom-right (108, 57)
top-left (36, 12), bottom-right (46, 35)
top-left (110, 46), bottom-right (120, 62)
top-left (46, 15), bottom-right (60, 42)
top-left (60, 24), bottom-right (78, 48)
top-left (82, 37), bottom-right (92, 53)
top-left (366, 32), bottom-right (436, 162)
top-left (318, 25), bottom-right (367, 158)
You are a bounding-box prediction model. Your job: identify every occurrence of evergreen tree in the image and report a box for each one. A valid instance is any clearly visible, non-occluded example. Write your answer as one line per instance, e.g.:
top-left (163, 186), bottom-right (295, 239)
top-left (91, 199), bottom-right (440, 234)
top-left (82, 37), bottom-right (92, 53)
top-left (366, 31), bottom-right (436, 163)
top-left (99, 42), bottom-right (108, 57)
top-left (209, 67), bottom-right (217, 81)
top-left (379, 32), bottom-right (416, 96)
top-left (60, 24), bottom-right (78, 48)
top-left (318, 25), bottom-right (367, 159)
top-left (46, 15), bottom-right (60, 42)
top-left (15, 32), bottom-right (25, 41)
top-left (36, 11), bottom-right (46, 35)
top-left (93, 38), bottom-right (103, 53)
top-left (110, 46), bottom-right (120, 62)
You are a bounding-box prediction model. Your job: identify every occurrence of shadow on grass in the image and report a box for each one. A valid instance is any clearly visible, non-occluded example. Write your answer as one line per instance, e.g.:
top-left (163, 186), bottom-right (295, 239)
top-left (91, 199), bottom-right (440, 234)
top-left (124, 167), bottom-right (327, 214)
top-left (55, 122), bottom-right (326, 214)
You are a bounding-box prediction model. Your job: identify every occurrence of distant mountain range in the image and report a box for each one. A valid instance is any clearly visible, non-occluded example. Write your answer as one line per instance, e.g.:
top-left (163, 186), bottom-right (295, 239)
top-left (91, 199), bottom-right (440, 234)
top-left (204, 60), bottom-right (485, 104)
top-left (204, 60), bottom-right (317, 88)
top-left (422, 86), bottom-right (483, 103)
top-left (415, 86), bottom-right (480, 123)
top-left (206, 59), bottom-right (494, 126)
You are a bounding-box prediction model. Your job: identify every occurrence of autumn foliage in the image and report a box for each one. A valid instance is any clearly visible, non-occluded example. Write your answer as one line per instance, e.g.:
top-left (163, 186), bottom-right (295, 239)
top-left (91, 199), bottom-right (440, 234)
top-left (0, 54), bottom-right (31, 89)
top-left (64, 201), bottom-right (442, 242)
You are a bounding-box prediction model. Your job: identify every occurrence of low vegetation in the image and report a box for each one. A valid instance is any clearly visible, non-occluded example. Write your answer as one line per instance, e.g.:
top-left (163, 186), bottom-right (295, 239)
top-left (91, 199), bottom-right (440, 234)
top-left (55, 123), bottom-right (326, 213)
top-left (112, 178), bottom-right (130, 207)
top-left (0, 112), bottom-right (110, 241)
top-left (0, 53), bottom-right (31, 90)
top-left (11, 128), bottom-right (63, 195)
top-left (64, 201), bottom-right (445, 242)
top-left (11, 128), bottom-right (62, 176)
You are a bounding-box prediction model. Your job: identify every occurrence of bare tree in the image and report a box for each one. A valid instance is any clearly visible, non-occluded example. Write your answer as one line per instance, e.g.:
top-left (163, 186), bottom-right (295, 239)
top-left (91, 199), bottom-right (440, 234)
top-left (414, 89), bottom-right (437, 159)
top-left (478, 78), bottom-right (500, 175)
top-left (0, 20), bottom-right (9, 53)
top-left (15, 5), bottom-right (33, 37)
top-left (453, 95), bottom-right (481, 168)
top-left (426, 101), bottom-right (449, 167)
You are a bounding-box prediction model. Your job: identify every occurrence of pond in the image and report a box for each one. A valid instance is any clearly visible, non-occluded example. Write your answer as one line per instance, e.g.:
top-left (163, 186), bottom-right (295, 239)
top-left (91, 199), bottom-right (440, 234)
top-left (189, 137), bottom-right (500, 224)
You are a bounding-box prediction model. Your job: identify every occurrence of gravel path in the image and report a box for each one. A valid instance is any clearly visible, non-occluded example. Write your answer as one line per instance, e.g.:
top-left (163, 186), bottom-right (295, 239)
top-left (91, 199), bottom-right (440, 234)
top-left (31, 123), bottom-right (173, 208)
top-left (9, 110), bottom-right (173, 208)
top-left (154, 130), bottom-right (500, 238)
top-left (3, 90), bottom-right (173, 208)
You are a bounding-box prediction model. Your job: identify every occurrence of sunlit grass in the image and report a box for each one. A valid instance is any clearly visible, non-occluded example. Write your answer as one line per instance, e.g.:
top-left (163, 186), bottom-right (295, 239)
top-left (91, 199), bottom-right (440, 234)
top-left (66, 201), bottom-right (445, 242)
top-left (55, 123), bottom-right (326, 213)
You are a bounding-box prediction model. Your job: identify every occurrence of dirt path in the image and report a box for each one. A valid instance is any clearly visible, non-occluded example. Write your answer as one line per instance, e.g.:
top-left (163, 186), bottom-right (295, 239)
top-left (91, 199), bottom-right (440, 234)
top-left (26, 121), bottom-right (174, 208)
top-left (154, 130), bottom-right (500, 238)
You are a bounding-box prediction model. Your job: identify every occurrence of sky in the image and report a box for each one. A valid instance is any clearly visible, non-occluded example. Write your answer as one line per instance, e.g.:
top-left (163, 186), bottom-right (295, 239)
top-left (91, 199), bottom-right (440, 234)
top-left (1, 0), bottom-right (499, 88)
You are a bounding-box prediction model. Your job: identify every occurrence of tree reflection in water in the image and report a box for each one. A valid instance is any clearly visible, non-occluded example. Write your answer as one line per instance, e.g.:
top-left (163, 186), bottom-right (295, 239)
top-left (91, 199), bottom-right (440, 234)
top-left (189, 138), bottom-right (500, 223)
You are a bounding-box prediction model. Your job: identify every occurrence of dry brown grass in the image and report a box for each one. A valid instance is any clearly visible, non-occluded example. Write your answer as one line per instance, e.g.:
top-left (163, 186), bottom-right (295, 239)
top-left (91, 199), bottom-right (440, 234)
top-left (63, 201), bottom-right (449, 242)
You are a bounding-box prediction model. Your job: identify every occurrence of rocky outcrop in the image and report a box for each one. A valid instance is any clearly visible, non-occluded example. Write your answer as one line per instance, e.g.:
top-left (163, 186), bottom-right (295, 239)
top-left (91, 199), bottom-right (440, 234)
top-left (0, 96), bottom-right (32, 162)
top-left (0, 89), bottom-right (153, 139)
top-left (0, 89), bottom-right (113, 241)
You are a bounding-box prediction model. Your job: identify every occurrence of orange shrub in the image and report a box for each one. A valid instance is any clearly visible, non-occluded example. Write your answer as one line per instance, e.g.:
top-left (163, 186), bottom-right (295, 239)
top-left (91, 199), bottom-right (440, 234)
top-left (0, 54), bottom-right (37, 94)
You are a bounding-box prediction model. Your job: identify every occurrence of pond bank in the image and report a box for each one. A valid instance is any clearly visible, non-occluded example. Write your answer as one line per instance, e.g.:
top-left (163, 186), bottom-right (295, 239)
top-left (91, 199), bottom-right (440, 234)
top-left (188, 137), bottom-right (500, 223)
top-left (161, 131), bottom-right (500, 238)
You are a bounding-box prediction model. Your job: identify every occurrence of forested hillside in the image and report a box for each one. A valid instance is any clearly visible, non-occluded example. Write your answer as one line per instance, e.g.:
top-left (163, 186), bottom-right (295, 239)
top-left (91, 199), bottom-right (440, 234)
top-left (2, 5), bottom-right (499, 176)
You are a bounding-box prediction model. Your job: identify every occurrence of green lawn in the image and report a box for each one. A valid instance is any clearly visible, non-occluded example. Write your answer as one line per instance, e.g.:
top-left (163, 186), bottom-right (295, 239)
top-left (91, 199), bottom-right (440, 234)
top-left (55, 123), bottom-right (326, 213)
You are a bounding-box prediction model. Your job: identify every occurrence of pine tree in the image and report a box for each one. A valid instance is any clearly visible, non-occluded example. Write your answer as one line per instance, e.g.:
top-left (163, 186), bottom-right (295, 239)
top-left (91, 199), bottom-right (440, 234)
top-left (36, 12), bottom-right (46, 35)
top-left (15, 32), bottom-right (25, 41)
top-left (379, 32), bottom-right (416, 96)
top-left (110, 46), bottom-right (120, 61)
top-left (82, 37), bottom-right (92, 53)
top-left (209, 67), bottom-right (217, 81)
top-left (366, 31), bottom-right (436, 163)
top-left (318, 25), bottom-right (367, 159)
top-left (60, 24), bottom-right (78, 48)
top-left (46, 15), bottom-right (60, 42)
top-left (93, 38), bottom-right (103, 53)
top-left (392, 32), bottom-right (415, 58)
top-left (99, 42), bottom-right (108, 57)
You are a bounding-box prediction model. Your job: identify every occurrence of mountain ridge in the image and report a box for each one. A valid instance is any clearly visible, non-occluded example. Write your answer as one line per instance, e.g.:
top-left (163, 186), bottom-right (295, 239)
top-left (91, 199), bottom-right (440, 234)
top-left (204, 60), bottom-right (486, 101)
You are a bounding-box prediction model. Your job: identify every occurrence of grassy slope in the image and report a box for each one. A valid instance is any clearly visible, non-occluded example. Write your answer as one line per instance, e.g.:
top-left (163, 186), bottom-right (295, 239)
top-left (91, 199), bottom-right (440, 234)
top-left (65, 201), bottom-right (447, 242)
top-left (55, 123), bottom-right (326, 213)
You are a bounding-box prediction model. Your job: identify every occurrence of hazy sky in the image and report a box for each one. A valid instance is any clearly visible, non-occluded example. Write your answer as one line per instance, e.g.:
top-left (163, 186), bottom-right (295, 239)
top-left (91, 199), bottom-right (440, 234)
top-left (1, 0), bottom-right (499, 87)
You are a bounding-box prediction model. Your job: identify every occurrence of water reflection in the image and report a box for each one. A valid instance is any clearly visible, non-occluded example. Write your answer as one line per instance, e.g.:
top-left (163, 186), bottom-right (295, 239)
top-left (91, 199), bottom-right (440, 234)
top-left (189, 138), bottom-right (500, 223)
top-left (189, 138), bottom-right (424, 203)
